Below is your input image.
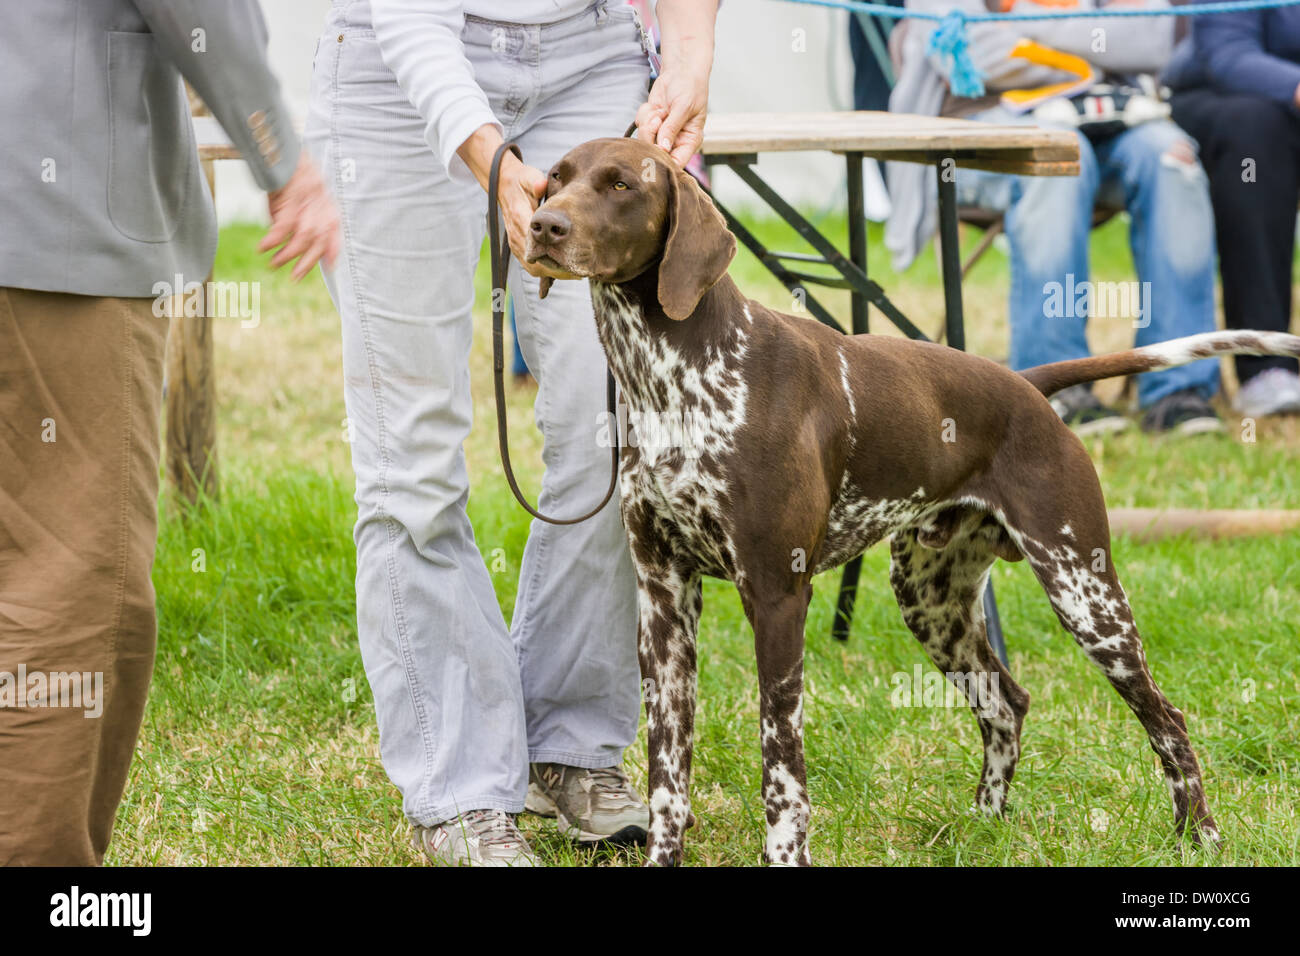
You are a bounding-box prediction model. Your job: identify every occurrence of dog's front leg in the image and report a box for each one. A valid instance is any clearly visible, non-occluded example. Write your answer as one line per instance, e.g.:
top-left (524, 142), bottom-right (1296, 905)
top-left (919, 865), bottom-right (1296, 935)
top-left (744, 583), bottom-right (814, 866)
top-left (634, 560), bottom-right (702, 867)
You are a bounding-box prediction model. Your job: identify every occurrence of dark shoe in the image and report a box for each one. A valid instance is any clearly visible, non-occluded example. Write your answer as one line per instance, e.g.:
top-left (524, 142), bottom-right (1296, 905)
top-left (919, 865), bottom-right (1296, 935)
top-left (1141, 388), bottom-right (1223, 435)
top-left (1049, 384), bottom-right (1131, 436)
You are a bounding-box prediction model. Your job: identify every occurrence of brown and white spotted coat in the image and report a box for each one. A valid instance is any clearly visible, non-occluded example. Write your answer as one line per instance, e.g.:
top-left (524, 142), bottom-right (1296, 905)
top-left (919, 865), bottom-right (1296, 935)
top-left (526, 137), bottom-right (1300, 866)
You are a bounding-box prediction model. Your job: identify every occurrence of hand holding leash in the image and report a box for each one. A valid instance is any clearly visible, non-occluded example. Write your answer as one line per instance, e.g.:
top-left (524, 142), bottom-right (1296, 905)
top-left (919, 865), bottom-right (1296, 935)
top-left (488, 141), bottom-right (620, 526)
top-left (494, 151), bottom-right (556, 277)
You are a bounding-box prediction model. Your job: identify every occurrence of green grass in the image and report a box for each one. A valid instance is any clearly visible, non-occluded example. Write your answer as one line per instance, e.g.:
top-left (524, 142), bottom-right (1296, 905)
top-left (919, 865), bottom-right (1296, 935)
top-left (105, 217), bottom-right (1300, 866)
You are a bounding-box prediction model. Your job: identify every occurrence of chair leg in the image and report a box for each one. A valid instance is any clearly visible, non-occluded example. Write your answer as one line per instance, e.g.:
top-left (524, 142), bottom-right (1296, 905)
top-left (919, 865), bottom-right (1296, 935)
top-left (961, 216), bottom-right (1003, 280)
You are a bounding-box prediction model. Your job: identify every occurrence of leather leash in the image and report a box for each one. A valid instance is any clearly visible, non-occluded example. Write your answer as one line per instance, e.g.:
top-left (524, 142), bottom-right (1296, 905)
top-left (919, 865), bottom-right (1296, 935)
top-left (488, 139), bottom-right (623, 526)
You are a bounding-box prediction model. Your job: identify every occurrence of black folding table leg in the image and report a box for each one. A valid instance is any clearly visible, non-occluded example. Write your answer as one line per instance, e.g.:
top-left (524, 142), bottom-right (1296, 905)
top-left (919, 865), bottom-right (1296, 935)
top-left (936, 165), bottom-right (965, 350)
top-left (845, 152), bottom-right (869, 335)
top-left (936, 164), bottom-right (1009, 667)
top-left (982, 585), bottom-right (1008, 665)
top-left (833, 152), bottom-right (870, 642)
top-left (832, 558), bottom-right (861, 642)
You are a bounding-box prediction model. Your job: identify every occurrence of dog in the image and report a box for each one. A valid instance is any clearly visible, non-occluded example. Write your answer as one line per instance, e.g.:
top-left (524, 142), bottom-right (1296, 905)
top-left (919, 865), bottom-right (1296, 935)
top-left (525, 136), bottom-right (1300, 866)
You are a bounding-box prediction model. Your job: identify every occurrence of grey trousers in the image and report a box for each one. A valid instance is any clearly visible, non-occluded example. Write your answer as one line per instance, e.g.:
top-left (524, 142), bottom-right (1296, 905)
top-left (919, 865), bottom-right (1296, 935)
top-left (306, 1), bottom-right (647, 826)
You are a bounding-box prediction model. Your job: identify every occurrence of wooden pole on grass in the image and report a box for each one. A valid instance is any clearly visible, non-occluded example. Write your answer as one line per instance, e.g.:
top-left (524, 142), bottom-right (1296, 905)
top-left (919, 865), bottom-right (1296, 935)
top-left (166, 86), bottom-right (220, 505)
top-left (1109, 508), bottom-right (1300, 543)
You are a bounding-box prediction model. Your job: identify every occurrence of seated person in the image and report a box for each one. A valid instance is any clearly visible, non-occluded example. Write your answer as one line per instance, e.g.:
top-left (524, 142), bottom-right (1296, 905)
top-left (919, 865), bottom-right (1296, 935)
top-left (1167, 0), bottom-right (1300, 417)
top-left (887, 0), bottom-right (1223, 435)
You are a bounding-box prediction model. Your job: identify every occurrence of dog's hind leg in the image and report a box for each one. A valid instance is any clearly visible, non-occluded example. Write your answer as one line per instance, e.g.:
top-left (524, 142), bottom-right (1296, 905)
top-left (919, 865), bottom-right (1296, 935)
top-left (738, 577), bottom-right (814, 866)
top-left (889, 519), bottom-right (1031, 816)
top-left (1012, 521), bottom-right (1219, 845)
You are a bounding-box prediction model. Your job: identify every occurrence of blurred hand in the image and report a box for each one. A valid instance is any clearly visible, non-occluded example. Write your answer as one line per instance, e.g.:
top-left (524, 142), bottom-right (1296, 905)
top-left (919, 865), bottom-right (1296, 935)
top-left (259, 153), bottom-right (341, 281)
top-left (636, 67), bottom-right (709, 168)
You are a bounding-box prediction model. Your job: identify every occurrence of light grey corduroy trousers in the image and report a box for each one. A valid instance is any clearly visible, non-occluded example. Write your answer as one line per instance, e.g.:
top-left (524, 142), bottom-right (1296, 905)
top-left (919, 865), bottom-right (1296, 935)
top-left (306, 0), bottom-right (648, 826)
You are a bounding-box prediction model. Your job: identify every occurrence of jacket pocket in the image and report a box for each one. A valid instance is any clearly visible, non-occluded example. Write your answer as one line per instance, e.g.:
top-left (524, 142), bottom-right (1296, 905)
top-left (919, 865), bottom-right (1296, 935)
top-left (106, 31), bottom-right (197, 243)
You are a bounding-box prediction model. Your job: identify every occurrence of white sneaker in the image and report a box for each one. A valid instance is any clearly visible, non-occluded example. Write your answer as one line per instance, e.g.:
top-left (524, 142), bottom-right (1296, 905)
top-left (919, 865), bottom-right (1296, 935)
top-left (414, 809), bottom-right (537, 867)
top-left (1233, 367), bottom-right (1300, 418)
top-left (525, 764), bottom-right (649, 845)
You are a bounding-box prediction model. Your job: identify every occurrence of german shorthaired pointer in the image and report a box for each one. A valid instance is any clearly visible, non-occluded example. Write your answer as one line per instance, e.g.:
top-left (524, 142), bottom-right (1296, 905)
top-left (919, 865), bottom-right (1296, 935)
top-left (525, 136), bottom-right (1300, 866)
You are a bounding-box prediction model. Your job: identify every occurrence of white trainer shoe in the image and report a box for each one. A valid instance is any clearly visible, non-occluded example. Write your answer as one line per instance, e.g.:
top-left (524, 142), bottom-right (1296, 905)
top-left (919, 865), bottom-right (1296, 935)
top-left (1233, 367), bottom-right (1300, 418)
top-left (414, 809), bottom-right (537, 867)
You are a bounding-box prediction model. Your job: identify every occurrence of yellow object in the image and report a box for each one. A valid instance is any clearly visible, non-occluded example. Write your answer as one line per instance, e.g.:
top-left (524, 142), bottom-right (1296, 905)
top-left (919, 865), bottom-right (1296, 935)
top-left (997, 0), bottom-right (1080, 11)
top-left (1000, 39), bottom-right (1098, 112)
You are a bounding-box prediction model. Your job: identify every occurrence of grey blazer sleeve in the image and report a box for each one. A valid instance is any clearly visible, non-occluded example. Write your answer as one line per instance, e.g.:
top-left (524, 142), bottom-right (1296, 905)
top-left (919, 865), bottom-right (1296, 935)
top-left (130, 0), bottom-right (300, 192)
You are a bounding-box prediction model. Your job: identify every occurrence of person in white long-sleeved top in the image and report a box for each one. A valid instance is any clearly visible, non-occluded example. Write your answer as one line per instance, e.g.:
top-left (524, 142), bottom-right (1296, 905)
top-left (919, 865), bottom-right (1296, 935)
top-left (305, 0), bottom-right (718, 865)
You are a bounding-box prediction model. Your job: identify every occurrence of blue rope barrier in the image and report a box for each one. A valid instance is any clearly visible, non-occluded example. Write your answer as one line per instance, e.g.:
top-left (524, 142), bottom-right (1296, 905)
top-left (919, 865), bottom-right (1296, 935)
top-left (927, 12), bottom-right (987, 97)
top-left (773, 0), bottom-right (1300, 96)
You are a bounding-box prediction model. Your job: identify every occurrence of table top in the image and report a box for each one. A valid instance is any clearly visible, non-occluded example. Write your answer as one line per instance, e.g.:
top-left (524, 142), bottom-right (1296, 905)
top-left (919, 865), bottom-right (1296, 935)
top-left (195, 110), bottom-right (1080, 177)
top-left (701, 111), bottom-right (1079, 176)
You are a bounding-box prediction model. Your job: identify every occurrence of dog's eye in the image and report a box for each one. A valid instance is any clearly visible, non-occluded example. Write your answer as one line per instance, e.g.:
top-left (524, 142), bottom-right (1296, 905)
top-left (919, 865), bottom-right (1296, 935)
top-left (550, 171), bottom-right (560, 180)
top-left (612, 181), bottom-right (629, 191)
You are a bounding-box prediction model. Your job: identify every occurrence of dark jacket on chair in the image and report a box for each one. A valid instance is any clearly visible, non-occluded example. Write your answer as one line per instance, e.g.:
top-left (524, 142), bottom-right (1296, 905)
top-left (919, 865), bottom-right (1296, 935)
top-left (1165, 1), bottom-right (1300, 109)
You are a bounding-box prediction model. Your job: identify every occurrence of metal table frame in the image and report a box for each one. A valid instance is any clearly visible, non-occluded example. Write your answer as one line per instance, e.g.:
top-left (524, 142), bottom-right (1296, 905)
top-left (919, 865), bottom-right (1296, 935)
top-left (702, 150), bottom-right (1009, 665)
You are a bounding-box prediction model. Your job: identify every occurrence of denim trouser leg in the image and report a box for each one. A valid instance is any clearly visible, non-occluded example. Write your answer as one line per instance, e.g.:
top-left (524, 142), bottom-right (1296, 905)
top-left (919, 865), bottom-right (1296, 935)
top-left (1094, 121), bottom-right (1220, 405)
top-left (1006, 132), bottom-right (1098, 372)
top-left (305, 4), bottom-right (647, 826)
top-left (956, 111), bottom-right (1220, 407)
top-left (958, 123), bottom-right (1097, 370)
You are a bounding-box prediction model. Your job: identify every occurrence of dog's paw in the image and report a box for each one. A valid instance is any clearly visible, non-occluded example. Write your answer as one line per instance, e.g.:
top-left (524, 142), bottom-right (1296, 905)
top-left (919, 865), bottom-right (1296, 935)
top-left (1187, 822), bottom-right (1225, 851)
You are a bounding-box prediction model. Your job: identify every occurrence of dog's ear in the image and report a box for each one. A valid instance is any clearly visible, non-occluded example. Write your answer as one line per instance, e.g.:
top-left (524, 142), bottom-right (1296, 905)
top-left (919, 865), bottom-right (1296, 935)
top-left (657, 166), bottom-right (736, 321)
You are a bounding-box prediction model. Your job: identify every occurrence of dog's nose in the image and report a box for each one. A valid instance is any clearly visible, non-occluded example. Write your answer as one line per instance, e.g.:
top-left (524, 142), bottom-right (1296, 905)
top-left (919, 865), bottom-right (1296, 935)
top-left (530, 208), bottom-right (571, 244)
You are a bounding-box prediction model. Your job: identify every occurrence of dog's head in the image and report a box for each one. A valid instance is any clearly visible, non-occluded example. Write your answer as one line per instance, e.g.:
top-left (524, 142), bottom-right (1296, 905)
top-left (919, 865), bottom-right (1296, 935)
top-left (526, 137), bottom-right (736, 320)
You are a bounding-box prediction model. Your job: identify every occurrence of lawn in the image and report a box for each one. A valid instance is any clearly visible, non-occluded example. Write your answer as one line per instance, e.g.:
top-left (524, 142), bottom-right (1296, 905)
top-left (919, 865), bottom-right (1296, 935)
top-left (106, 212), bottom-right (1300, 866)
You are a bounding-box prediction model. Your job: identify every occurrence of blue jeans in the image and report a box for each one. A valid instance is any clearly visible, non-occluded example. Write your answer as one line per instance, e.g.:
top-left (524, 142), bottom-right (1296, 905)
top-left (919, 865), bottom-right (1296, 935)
top-left (957, 110), bottom-right (1220, 407)
top-left (509, 300), bottom-right (529, 378)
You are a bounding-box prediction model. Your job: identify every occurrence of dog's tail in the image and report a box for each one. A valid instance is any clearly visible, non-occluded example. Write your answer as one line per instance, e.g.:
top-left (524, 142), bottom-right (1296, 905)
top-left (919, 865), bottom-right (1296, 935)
top-left (1019, 331), bottom-right (1300, 398)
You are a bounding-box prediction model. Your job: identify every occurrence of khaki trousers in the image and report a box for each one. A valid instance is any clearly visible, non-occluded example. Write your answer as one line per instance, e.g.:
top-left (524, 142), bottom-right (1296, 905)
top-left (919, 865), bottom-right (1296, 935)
top-left (0, 288), bottom-right (167, 865)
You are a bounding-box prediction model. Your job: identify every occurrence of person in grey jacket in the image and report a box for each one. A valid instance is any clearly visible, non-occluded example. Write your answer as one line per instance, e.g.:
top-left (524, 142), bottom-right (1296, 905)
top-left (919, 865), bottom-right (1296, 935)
top-left (0, 0), bottom-right (338, 865)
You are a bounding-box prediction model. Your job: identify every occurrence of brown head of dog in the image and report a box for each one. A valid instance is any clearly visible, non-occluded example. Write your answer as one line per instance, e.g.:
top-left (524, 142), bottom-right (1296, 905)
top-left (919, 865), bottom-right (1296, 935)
top-left (525, 137), bottom-right (735, 320)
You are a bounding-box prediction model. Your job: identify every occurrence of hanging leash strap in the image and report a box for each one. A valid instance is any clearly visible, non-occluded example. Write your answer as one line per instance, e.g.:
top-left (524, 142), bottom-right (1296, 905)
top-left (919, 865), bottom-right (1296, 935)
top-left (488, 141), bottom-right (620, 525)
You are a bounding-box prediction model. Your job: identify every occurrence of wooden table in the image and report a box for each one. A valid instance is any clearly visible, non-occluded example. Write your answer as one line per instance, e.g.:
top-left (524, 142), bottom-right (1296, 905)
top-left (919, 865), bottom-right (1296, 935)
top-left (702, 110), bottom-right (1079, 173)
top-left (700, 110), bottom-right (1078, 341)
top-left (192, 109), bottom-right (1080, 652)
top-left (698, 111), bottom-right (1079, 653)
